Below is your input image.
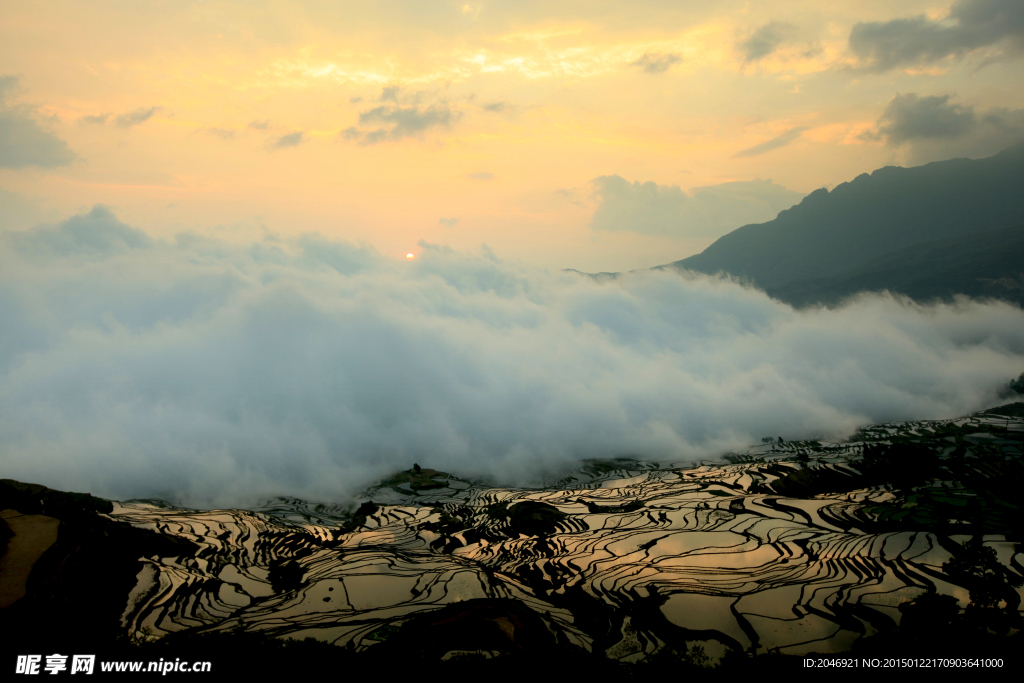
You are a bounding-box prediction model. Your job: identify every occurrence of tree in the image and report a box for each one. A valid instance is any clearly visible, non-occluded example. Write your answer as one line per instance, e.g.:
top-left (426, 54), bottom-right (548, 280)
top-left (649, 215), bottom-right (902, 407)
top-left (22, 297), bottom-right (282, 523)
top-left (943, 536), bottom-right (1023, 635)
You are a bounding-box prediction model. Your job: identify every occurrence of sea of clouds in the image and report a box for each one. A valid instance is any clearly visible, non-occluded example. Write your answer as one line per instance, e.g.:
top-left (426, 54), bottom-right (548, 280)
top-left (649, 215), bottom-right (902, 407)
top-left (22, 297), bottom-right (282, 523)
top-left (2, 206), bottom-right (1023, 507)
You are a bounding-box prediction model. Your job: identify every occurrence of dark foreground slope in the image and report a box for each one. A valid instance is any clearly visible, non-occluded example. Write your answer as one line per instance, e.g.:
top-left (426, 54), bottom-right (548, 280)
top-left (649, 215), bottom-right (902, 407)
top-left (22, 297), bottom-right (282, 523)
top-left (668, 145), bottom-right (1024, 307)
top-left (0, 480), bottom-right (197, 652)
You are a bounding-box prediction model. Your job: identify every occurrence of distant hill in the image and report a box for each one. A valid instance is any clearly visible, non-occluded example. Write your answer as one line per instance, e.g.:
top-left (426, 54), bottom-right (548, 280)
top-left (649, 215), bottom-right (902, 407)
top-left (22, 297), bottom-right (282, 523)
top-left (769, 223), bottom-right (1024, 307)
top-left (665, 145), bottom-right (1024, 307)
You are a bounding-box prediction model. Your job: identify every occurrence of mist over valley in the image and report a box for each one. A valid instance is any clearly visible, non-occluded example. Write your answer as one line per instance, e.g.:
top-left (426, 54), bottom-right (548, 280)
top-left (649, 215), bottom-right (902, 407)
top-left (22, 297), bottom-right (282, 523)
top-left (2, 170), bottom-right (1023, 506)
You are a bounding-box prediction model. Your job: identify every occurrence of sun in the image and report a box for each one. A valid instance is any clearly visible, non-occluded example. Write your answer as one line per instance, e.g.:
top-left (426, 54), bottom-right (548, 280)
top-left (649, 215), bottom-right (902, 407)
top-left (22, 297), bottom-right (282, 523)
top-left (406, 253), bottom-right (414, 259)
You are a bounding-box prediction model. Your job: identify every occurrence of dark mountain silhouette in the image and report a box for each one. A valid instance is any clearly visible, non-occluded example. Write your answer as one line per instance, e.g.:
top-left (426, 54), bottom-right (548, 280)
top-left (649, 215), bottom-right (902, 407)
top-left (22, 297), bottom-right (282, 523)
top-left (768, 223), bottom-right (1024, 307)
top-left (665, 144), bottom-right (1024, 307)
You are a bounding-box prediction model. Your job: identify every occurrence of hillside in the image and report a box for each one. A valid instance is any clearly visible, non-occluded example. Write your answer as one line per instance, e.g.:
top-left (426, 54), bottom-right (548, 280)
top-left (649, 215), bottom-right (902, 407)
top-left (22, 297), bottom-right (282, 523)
top-left (771, 223), bottom-right (1024, 307)
top-left (668, 145), bottom-right (1024, 306)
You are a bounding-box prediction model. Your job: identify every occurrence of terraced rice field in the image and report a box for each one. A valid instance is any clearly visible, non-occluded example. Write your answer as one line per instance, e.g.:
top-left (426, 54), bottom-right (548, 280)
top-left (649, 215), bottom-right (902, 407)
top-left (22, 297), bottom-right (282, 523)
top-left (113, 408), bottom-right (1024, 660)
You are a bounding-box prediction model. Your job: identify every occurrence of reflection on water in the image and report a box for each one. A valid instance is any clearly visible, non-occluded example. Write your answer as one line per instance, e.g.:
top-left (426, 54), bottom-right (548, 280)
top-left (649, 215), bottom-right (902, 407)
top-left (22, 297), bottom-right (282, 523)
top-left (114, 409), bottom-right (1024, 659)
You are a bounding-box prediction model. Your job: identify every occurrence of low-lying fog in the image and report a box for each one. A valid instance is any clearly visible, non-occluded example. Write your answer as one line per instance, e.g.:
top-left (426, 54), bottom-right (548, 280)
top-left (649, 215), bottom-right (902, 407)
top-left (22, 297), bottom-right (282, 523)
top-left (3, 207), bottom-right (1023, 507)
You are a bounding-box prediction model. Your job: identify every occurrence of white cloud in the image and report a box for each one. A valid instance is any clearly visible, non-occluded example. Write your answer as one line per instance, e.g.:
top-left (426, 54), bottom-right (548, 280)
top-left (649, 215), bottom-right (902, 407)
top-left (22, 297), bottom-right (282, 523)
top-left (738, 22), bottom-right (799, 62)
top-left (850, 0), bottom-right (1024, 72)
top-left (7, 205), bottom-right (152, 258)
top-left (0, 75), bottom-right (76, 169)
top-left (269, 131), bottom-right (304, 149)
top-left (343, 87), bottom-right (460, 144)
top-left (734, 127), bottom-right (810, 158)
top-left (115, 107), bottom-right (159, 128)
top-left (590, 176), bottom-right (805, 237)
top-left (1, 208), bottom-right (1022, 506)
top-left (629, 52), bottom-right (683, 73)
top-left (862, 93), bottom-right (1024, 163)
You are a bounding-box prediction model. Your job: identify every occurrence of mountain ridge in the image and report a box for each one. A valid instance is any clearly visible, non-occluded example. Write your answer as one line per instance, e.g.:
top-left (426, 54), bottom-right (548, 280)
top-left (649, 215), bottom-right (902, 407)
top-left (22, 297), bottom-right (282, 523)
top-left (657, 144), bottom-right (1024, 307)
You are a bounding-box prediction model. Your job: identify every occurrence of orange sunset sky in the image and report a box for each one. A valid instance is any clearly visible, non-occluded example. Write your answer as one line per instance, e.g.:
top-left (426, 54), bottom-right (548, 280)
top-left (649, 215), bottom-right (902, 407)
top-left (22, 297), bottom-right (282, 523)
top-left (2, 0), bottom-right (1023, 271)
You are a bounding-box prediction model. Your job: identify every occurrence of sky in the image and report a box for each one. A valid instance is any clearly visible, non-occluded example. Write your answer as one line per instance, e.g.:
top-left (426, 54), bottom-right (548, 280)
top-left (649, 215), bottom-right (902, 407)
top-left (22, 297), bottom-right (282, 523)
top-left (2, 0), bottom-right (1023, 271)
top-left (2, 1), bottom-right (1024, 505)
